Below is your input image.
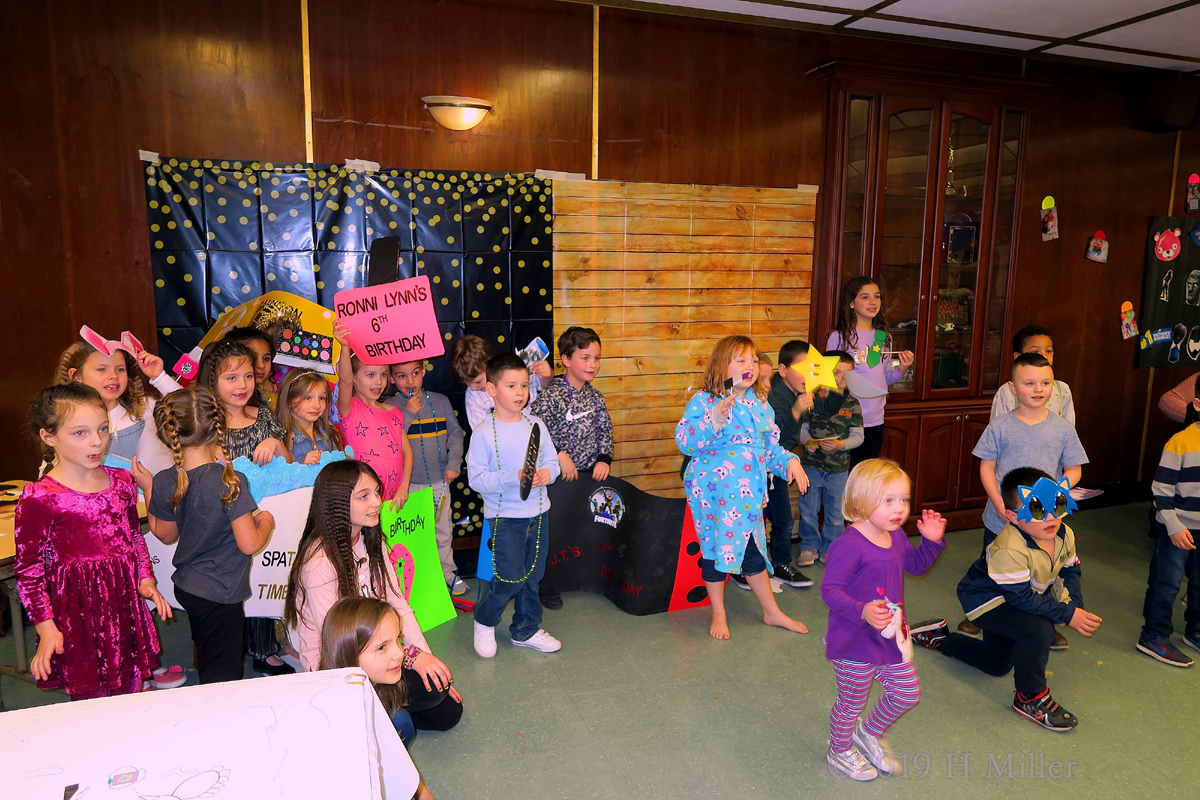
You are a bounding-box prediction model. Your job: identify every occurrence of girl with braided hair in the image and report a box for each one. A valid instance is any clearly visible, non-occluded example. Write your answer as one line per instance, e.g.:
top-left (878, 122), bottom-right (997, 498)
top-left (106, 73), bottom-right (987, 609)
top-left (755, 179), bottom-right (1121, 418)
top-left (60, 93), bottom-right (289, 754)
top-left (197, 339), bottom-right (293, 675)
top-left (285, 461), bottom-right (463, 741)
top-left (52, 337), bottom-right (180, 473)
top-left (15, 384), bottom-right (170, 699)
top-left (145, 386), bottom-right (275, 684)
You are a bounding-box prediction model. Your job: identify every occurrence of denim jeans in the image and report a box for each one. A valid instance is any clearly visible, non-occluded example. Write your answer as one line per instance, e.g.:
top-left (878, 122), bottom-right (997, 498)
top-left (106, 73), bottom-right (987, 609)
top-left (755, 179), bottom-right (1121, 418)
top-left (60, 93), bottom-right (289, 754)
top-left (1141, 522), bottom-right (1200, 641)
top-left (764, 475), bottom-right (796, 568)
top-left (474, 513), bottom-right (548, 642)
top-left (795, 465), bottom-right (849, 556)
top-left (699, 535), bottom-right (768, 582)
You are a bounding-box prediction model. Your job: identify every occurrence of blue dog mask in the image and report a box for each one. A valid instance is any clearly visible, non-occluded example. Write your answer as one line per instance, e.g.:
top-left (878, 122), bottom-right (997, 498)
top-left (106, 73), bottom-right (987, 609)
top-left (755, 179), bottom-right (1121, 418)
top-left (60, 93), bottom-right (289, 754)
top-left (1016, 477), bottom-right (1077, 523)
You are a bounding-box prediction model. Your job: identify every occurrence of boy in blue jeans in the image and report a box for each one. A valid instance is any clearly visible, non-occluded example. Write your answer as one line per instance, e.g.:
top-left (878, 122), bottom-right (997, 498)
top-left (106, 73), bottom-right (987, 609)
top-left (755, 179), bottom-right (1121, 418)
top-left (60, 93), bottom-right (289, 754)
top-left (1138, 381), bottom-right (1200, 667)
top-left (468, 353), bottom-right (563, 658)
top-left (797, 351), bottom-right (862, 563)
top-left (759, 340), bottom-right (845, 588)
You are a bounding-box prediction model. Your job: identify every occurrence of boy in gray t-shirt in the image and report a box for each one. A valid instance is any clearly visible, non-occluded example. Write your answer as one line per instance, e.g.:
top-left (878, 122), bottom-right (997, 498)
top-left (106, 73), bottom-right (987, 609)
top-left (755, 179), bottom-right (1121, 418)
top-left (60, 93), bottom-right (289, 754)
top-left (974, 354), bottom-right (1088, 543)
top-left (964, 353), bottom-right (1087, 645)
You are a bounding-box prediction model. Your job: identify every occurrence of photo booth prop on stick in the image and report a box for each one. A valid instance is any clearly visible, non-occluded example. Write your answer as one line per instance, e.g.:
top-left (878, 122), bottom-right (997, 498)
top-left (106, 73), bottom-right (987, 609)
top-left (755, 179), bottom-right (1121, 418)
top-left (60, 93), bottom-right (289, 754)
top-left (333, 275), bottom-right (444, 364)
top-left (1138, 217), bottom-right (1200, 367)
top-left (476, 475), bottom-right (710, 616)
top-left (145, 450), bottom-right (350, 616)
top-left (0, 668), bottom-right (417, 800)
top-left (379, 487), bottom-right (455, 631)
top-left (143, 159), bottom-right (555, 548)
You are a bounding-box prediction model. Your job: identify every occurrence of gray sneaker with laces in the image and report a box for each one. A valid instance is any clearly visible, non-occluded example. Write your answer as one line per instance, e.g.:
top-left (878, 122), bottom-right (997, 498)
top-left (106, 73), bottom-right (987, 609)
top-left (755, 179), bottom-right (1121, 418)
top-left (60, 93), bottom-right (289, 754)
top-left (827, 743), bottom-right (878, 781)
top-left (852, 719), bottom-right (898, 775)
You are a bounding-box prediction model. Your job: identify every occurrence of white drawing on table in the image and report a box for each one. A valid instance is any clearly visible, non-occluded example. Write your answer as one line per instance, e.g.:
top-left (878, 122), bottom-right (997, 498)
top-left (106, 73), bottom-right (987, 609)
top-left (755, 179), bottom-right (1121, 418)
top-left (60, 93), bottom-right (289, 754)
top-left (137, 767), bottom-right (228, 800)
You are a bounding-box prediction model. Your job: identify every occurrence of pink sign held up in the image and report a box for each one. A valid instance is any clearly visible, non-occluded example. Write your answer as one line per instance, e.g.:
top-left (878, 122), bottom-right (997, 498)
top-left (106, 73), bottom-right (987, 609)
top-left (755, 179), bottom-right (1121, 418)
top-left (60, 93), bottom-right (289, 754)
top-left (333, 275), bottom-right (445, 365)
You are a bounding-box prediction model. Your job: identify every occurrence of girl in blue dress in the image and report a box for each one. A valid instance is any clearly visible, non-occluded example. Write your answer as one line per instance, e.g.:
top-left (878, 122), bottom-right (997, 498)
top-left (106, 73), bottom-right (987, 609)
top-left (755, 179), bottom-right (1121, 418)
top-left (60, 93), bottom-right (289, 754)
top-left (676, 335), bottom-right (810, 640)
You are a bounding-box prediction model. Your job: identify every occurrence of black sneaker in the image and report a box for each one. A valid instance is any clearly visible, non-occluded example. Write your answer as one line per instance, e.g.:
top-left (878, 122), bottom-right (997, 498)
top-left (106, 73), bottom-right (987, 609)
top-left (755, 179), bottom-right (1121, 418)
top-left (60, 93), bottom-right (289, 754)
top-left (773, 564), bottom-right (814, 588)
top-left (1012, 690), bottom-right (1078, 732)
top-left (1136, 636), bottom-right (1194, 667)
top-left (1183, 633), bottom-right (1200, 655)
top-left (540, 591), bottom-right (564, 610)
top-left (253, 657), bottom-right (296, 677)
top-left (730, 573), bottom-right (752, 591)
top-left (910, 620), bottom-right (949, 651)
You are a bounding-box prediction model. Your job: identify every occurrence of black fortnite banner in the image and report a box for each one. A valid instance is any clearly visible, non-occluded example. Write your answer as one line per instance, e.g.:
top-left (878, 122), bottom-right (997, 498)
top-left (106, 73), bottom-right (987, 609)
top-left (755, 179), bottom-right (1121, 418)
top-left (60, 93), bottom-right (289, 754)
top-left (1138, 217), bottom-right (1200, 367)
top-left (540, 476), bottom-right (690, 616)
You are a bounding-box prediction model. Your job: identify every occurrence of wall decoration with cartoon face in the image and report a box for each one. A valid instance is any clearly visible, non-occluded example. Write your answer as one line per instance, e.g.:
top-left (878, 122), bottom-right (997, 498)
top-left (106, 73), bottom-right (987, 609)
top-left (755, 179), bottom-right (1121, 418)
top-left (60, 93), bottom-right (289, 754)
top-left (1155, 228), bottom-right (1183, 261)
top-left (1161, 268), bottom-right (1174, 302)
top-left (1187, 327), bottom-right (1200, 361)
top-left (1015, 476), bottom-right (1078, 523)
top-left (1170, 323), bottom-right (1187, 363)
top-left (1187, 271), bottom-right (1200, 306)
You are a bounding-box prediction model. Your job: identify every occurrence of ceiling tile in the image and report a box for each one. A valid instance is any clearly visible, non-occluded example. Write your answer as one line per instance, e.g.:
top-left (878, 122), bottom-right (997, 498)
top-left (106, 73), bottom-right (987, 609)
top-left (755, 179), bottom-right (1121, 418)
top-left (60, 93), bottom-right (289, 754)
top-left (1083, 5), bottom-right (1200, 59)
top-left (1044, 44), bottom-right (1200, 72)
top-left (847, 17), bottom-right (1048, 50)
top-left (886, 0), bottom-right (1176, 40)
top-left (644, 0), bottom-right (849, 25)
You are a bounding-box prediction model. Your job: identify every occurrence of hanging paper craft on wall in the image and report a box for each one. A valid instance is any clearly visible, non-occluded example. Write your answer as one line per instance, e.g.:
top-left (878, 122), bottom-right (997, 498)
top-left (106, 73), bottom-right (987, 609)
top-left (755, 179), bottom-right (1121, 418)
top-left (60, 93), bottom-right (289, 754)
top-left (333, 275), bottom-right (444, 365)
top-left (380, 487), bottom-right (455, 631)
top-left (1155, 228), bottom-right (1183, 261)
top-left (1188, 270), bottom-right (1200, 307)
top-left (1085, 230), bottom-right (1108, 263)
top-left (1120, 302), bottom-right (1139, 340)
top-left (1187, 173), bottom-right (1199, 213)
top-left (1161, 269), bottom-right (1174, 302)
top-left (1187, 327), bottom-right (1200, 361)
top-left (1040, 196), bottom-right (1059, 241)
top-left (1142, 328), bottom-right (1172, 350)
top-left (1171, 323), bottom-right (1187, 363)
top-left (790, 344), bottom-right (839, 393)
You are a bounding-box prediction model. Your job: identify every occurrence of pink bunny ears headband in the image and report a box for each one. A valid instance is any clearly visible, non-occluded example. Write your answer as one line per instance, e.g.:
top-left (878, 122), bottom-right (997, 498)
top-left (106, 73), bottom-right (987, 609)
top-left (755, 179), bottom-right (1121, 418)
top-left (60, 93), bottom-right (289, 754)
top-left (79, 326), bottom-right (145, 357)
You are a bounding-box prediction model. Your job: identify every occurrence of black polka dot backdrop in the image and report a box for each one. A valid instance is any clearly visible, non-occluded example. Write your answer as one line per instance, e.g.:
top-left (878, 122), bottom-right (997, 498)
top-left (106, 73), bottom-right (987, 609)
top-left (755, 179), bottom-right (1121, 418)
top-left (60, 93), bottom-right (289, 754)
top-left (143, 159), bottom-right (554, 544)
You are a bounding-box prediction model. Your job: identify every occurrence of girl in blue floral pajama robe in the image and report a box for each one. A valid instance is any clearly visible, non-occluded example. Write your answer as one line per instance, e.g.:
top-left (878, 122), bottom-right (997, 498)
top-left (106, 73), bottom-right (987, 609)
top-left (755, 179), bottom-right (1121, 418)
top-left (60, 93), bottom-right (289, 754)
top-left (675, 336), bottom-right (810, 640)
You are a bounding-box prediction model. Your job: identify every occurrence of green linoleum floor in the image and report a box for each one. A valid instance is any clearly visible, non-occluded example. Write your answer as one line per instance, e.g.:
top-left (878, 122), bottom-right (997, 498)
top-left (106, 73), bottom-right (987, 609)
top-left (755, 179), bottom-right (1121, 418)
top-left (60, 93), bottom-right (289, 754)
top-left (2, 500), bottom-right (1197, 798)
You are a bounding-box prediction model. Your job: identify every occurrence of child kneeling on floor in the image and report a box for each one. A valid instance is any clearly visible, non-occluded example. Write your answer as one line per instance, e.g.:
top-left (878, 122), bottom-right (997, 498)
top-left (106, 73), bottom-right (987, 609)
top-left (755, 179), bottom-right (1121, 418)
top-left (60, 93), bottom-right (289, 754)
top-left (913, 467), bottom-right (1102, 732)
top-left (468, 353), bottom-right (562, 658)
top-left (820, 458), bottom-right (946, 781)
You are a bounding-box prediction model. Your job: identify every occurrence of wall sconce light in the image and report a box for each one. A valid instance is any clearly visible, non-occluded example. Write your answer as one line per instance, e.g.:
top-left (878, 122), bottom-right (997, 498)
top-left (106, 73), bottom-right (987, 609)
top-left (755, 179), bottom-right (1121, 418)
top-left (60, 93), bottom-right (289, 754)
top-left (421, 95), bottom-right (493, 131)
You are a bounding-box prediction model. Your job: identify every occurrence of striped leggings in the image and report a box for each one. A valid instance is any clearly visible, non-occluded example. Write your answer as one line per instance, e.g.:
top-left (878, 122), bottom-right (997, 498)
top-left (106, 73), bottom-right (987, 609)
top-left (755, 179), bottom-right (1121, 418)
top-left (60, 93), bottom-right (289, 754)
top-left (830, 659), bottom-right (921, 751)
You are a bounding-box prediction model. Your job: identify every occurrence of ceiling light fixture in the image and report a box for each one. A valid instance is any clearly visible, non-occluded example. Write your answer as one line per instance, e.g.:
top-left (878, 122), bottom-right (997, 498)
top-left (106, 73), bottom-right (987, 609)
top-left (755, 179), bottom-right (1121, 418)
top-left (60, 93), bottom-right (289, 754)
top-left (421, 95), bottom-right (493, 131)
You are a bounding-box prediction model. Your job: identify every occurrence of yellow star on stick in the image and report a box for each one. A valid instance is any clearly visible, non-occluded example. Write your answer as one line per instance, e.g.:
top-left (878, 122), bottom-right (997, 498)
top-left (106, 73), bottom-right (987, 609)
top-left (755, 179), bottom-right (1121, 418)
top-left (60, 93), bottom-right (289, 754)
top-left (790, 345), bottom-right (840, 394)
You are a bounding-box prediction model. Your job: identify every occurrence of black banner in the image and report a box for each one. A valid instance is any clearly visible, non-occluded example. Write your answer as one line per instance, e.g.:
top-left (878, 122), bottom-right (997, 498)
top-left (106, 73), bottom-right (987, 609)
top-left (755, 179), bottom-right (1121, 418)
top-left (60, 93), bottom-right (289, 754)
top-left (532, 475), bottom-right (708, 616)
top-left (1138, 217), bottom-right (1200, 367)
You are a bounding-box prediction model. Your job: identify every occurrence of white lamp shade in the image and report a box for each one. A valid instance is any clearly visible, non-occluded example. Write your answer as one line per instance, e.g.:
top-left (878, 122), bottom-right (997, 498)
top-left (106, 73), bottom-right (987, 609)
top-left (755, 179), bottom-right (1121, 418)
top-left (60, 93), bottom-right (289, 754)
top-left (421, 95), bottom-right (493, 131)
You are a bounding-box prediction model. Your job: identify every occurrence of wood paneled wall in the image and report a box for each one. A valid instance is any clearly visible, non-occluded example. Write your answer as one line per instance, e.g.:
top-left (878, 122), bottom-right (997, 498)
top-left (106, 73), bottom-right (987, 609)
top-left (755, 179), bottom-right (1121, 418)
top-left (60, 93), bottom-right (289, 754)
top-left (553, 179), bottom-right (816, 496)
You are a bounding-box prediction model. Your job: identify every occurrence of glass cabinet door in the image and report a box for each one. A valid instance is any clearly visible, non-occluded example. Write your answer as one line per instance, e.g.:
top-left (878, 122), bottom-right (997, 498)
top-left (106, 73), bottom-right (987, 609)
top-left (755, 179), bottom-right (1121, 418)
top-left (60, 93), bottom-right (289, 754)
top-left (839, 98), bottom-right (872, 287)
top-left (982, 110), bottom-right (1024, 392)
top-left (928, 107), bottom-right (997, 395)
top-left (874, 100), bottom-right (938, 394)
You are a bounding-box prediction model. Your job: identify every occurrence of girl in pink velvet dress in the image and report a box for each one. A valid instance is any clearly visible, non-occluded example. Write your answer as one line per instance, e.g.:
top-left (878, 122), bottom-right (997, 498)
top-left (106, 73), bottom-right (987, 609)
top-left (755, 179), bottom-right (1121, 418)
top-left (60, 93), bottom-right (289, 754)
top-left (15, 384), bottom-right (171, 699)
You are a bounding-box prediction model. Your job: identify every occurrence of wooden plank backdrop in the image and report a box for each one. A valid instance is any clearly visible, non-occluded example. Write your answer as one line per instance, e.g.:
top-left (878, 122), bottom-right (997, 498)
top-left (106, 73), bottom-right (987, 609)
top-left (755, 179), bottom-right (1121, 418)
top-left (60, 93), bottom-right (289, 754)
top-left (552, 180), bottom-right (816, 497)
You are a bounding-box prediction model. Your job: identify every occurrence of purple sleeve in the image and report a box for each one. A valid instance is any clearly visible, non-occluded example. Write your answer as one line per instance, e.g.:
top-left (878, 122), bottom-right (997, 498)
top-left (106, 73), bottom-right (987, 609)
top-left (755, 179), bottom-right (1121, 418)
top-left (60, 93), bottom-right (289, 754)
top-left (13, 489), bottom-right (54, 625)
top-left (903, 534), bottom-right (946, 576)
top-left (819, 534), bottom-right (869, 627)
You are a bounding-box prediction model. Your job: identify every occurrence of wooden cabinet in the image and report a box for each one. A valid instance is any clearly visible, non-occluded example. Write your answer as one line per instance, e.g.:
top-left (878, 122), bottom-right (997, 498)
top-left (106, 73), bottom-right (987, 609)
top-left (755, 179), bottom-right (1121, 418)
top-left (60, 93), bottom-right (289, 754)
top-left (812, 61), bottom-right (1042, 529)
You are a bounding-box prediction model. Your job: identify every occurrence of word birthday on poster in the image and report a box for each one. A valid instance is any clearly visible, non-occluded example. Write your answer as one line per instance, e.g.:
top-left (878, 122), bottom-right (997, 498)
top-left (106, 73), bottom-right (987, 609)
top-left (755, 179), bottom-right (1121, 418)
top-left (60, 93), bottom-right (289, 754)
top-left (334, 275), bottom-right (445, 364)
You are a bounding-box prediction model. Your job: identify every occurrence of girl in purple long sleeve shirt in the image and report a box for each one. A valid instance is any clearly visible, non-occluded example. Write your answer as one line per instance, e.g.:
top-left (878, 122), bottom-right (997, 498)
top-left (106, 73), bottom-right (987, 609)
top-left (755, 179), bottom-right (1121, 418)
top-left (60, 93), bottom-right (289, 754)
top-left (819, 459), bottom-right (946, 781)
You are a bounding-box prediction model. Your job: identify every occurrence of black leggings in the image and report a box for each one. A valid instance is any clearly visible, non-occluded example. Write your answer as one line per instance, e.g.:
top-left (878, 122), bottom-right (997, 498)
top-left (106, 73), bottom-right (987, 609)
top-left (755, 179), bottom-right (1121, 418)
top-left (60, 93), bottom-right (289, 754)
top-left (176, 586), bottom-right (245, 684)
top-left (850, 425), bottom-right (885, 468)
top-left (940, 604), bottom-right (1056, 697)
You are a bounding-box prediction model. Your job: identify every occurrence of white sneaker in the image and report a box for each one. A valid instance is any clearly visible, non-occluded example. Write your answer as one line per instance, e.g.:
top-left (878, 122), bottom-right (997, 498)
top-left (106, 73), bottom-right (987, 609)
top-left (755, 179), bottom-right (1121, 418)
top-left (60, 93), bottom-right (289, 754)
top-left (450, 577), bottom-right (468, 596)
top-left (473, 621), bottom-right (497, 658)
top-left (512, 629), bottom-right (562, 653)
top-left (852, 720), bottom-right (898, 775)
top-left (827, 743), bottom-right (878, 781)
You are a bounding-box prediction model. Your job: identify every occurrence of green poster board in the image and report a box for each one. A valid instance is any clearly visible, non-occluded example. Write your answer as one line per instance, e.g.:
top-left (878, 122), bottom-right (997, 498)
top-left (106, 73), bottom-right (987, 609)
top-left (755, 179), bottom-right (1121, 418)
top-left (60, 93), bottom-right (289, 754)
top-left (380, 487), bottom-right (456, 631)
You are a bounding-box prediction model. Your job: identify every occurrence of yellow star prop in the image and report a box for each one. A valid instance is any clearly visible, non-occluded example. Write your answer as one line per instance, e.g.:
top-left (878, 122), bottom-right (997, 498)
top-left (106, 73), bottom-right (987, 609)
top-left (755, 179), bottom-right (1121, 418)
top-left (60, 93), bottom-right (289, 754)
top-left (789, 345), bottom-right (840, 394)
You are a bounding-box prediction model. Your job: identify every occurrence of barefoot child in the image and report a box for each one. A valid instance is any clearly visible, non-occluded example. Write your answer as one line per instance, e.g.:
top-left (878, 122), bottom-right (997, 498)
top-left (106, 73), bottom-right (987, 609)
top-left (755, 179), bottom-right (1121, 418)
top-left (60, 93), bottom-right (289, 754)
top-left (675, 335), bottom-right (810, 640)
top-left (820, 458), bottom-right (946, 780)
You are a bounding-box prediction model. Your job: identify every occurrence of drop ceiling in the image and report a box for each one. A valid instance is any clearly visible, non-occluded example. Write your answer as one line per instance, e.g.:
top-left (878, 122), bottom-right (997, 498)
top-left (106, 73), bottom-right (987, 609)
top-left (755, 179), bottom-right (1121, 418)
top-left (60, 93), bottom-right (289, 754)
top-left (613, 0), bottom-right (1200, 73)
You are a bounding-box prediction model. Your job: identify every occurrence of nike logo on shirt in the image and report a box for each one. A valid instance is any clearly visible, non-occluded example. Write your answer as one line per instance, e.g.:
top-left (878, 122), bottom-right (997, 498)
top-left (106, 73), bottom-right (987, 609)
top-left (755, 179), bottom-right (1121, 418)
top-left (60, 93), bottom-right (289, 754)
top-left (565, 408), bottom-right (594, 421)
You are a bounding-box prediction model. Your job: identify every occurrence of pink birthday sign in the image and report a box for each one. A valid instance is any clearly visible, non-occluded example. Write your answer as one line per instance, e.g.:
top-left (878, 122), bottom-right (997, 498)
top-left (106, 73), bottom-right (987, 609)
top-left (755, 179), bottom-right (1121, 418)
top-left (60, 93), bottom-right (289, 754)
top-left (333, 275), bottom-right (445, 365)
